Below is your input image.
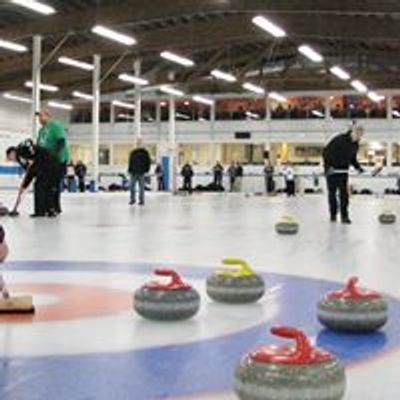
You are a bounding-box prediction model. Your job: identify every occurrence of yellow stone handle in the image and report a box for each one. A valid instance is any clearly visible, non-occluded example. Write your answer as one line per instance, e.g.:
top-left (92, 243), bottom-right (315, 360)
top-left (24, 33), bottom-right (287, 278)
top-left (281, 215), bottom-right (296, 223)
top-left (217, 258), bottom-right (256, 277)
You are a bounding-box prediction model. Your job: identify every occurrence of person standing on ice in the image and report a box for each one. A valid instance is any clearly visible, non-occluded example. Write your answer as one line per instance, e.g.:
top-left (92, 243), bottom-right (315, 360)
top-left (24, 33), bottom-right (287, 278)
top-left (128, 139), bottom-right (151, 205)
top-left (323, 124), bottom-right (364, 224)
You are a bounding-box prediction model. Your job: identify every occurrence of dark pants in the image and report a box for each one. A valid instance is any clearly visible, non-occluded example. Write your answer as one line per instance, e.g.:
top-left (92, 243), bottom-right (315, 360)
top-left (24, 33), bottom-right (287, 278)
top-left (229, 177), bottom-right (235, 192)
top-left (214, 174), bottom-right (223, 187)
top-left (78, 177), bottom-right (86, 192)
top-left (183, 177), bottom-right (192, 193)
top-left (286, 180), bottom-right (295, 197)
top-left (265, 176), bottom-right (274, 193)
top-left (157, 176), bottom-right (164, 191)
top-left (130, 174), bottom-right (145, 204)
top-left (34, 156), bottom-right (60, 215)
top-left (53, 162), bottom-right (65, 214)
top-left (327, 174), bottom-right (349, 219)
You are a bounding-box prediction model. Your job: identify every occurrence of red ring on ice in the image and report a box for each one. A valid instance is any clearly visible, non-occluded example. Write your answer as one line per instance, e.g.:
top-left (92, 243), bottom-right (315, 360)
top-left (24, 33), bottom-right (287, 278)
top-left (0, 283), bottom-right (132, 323)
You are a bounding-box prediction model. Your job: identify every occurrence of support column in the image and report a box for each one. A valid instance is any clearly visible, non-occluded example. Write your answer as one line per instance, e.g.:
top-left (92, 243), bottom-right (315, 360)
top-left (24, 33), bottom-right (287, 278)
top-left (265, 97), bottom-right (271, 121)
top-left (387, 141), bottom-right (393, 170)
top-left (134, 59), bottom-right (142, 141)
top-left (110, 102), bottom-right (115, 125)
top-left (325, 96), bottom-right (331, 120)
top-left (92, 54), bottom-right (101, 191)
top-left (31, 35), bottom-right (42, 139)
top-left (168, 95), bottom-right (177, 192)
top-left (387, 94), bottom-right (393, 120)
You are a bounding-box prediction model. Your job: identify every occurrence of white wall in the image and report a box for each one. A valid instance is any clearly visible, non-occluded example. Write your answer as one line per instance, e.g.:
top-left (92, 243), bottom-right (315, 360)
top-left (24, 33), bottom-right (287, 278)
top-left (0, 97), bottom-right (31, 136)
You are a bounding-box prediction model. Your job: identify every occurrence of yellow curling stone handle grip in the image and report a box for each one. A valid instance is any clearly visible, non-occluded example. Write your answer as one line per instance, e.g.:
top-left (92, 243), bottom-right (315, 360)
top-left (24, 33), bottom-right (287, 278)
top-left (281, 215), bottom-right (296, 223)
top-left (217, 258), bottom-right (256, 277)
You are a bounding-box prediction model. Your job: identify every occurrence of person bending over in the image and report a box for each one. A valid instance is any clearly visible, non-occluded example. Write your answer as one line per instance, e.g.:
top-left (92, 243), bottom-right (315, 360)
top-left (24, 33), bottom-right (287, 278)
top-left (322, 125), bottom-right (364, 224)
top-left (6, 139), bottom-right (51, 215)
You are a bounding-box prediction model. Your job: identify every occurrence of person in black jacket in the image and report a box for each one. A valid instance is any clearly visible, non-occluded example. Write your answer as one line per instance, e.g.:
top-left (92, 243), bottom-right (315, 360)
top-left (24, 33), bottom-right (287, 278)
top-left (181, 163), bottom-right (194, 194)
top-left (322, 125), bottom-right (364, 224)
top-left (74, 161), bottom-right (87, 192)
top-left (155, 163), bottom-right (164, 191)
top-left (128, 140), bottom-right (151, 205)
top-left (213, 162), bottom-right (224, 187)
top-left (6, 139), bottom-right (55, 216)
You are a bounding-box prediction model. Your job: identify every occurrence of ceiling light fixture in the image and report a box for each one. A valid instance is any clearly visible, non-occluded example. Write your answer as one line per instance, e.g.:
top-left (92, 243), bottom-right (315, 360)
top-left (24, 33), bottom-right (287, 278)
top-left (112, 100), bottom-right (135, 109)
top-left (72, 91), bottom-right (94, 101)
top-left (58, 56), bottom-right (94, 71)
top-left (192, 95), bottom-right (214, 106)
top-left (48, 101), bottom-right (73, 110)
top-left (252, 16), bottom-right (286, 38)
top-left (11, 0), bottom-right (55, 15)
top-left (160, 51), bottom-right (194, 67)
top-left (330, 66), bottom-right (350, 81)
top-left (91, 25), bottom-right (136, 46)
top-left (25, 81), bottom-right (59, 92)
top-left (268, 91), bottom-right (287, 103)
top-left (0, 38), bottom-right (28, 53)
top-left (118, 73), bottom-right (149, 86)
top-left (3, 92), bottom-right (32, 103)
top-left (210, 69), bottom-right (237, 82)
top-left (242, 82), bottom-right (265, 95)
top-left (160, 85), bottom-right (185, 97)
top-left (298, 45), bottom-right (323, 63)
top-left (351, 80), bottom-right (368, 93)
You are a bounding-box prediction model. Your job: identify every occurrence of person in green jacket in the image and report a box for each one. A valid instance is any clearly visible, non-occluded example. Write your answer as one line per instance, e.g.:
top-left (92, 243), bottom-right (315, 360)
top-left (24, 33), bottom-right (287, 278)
top-left (35, 109), bottom-right (69, 217)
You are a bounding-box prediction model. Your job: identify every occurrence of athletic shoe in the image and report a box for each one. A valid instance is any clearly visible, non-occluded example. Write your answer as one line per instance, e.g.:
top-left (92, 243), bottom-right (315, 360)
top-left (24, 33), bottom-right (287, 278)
top-left (30, 213), bottom-right (45, 218)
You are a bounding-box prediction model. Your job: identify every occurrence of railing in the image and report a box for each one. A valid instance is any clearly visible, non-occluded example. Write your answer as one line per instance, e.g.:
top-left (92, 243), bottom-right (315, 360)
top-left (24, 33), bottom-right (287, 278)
top-left (67, 118), bottom-right (400, 143)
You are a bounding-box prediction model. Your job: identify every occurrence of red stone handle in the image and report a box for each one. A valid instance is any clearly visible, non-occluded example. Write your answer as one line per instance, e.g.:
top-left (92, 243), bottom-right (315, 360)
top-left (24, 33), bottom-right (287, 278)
top-left (271, 326), bottom-right (313, 363)
top-left (145, 268), bottom-right (191, 290)
top-left (328, 277), bottom-right (381, 300)
top-left (251, 326), bottom-right (332, 364)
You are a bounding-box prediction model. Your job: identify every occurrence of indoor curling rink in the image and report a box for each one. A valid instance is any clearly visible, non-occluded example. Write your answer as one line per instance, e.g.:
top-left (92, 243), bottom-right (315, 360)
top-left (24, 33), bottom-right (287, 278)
top-left (0, 191), bottom-right (400, 400)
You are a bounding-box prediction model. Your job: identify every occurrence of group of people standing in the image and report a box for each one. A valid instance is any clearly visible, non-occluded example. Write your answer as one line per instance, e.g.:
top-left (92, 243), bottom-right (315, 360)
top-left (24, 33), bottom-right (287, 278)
top-left (86, 122), bottom-right (366, 227)
top-left (65, 161), bottom-right (88, 192)
top-left (6, 109), bottom-right (70, 217)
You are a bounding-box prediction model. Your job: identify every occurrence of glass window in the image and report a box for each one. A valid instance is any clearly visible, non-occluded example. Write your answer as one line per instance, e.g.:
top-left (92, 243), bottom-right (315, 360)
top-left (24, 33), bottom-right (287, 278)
top-left (216, 99), bottom-right (265, 121)
top-left (271, 96), bottom-right (325, 119)
top-left (331, 96), bottom-right (386, 119)
top-left (100, 103), bottom-right (110, 123)
top-left (70, 105), bottom-right (92, 124)
top-left (99, 145), bottom-right (110, 165)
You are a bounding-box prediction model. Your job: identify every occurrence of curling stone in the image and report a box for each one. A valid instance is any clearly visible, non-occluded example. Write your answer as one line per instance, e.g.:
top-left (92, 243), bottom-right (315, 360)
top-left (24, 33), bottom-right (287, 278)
top-left (378, 210), bottom-right (396, 224)
top-left (275, 215), bottom-right (299, 235)
top-left (0, 226), bottom-right (34, 314)
top-left (134, 268), bottom-right (200, 321)
top-left (234, 326), bottom-right (346, 400)
top-left (317, 277), bottom-right (388, 332)
top-left (206, 258), bottom-right (265, 304)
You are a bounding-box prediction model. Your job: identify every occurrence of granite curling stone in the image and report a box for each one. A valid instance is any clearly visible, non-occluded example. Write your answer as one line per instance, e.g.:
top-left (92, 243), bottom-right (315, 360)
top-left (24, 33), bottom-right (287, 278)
top-left (275, 215), bottom-right (299, 235)
top-left (234, 326), bottom-right (346, 400)
top-left (378, 210), bottom-right (396, 224)
top-left (206, 258), bottom-right (265, 304)
top-left (317, 276), bottom-right (388, 333)
top-left (134, 268), bottom-right (200, 321)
